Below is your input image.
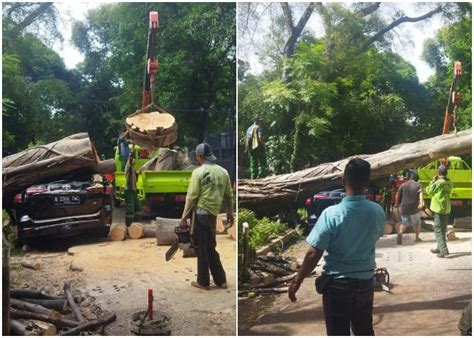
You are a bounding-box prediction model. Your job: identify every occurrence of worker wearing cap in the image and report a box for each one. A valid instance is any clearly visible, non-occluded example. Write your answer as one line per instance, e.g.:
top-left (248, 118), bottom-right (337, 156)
top-left (180, 143), bottom-right (234, 290)
top-left (426, 165), bottom-right (452, 258)
top-left (245, 117), bottom-right (266, 179)
top-left (124, 148), bottom-right (141, 226)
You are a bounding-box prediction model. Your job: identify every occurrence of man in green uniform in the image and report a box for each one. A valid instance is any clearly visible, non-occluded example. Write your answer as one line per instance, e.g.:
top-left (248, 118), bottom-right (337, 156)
top-left (426, 165), bottom-right (452, 258)
top-left (124, 148), bottom-right (141, 226)
top-left (180, 143), bottom-right (234, 290)
top-left (245, 117), bottom-right (266, 179)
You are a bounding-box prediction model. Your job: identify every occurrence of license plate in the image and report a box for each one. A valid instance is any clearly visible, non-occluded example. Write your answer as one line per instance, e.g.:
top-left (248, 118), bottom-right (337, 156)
top-left (53, 195), bottom-right (80, 205)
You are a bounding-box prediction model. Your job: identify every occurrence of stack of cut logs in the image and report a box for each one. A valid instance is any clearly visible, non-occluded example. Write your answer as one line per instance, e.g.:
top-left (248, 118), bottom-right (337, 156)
top-left (8, 284), bottom-right (116, 336)
top-left (238, 255), bottom-right (301, 297)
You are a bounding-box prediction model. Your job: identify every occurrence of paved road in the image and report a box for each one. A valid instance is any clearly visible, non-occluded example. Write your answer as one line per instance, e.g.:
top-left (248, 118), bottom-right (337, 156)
top-left (239, 228), bottom-right (471, 336)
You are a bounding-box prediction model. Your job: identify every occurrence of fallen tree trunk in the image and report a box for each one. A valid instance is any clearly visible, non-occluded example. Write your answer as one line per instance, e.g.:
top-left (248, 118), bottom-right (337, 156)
top-left (239, 130), bottom-right (472, 214)
top-left (58, 313), bottom-right (116, 336)
top-left (10, 319), bottom-right (37, 336)
top-left (10, 309), bottom-right (79, 328)
top-left (2, 133), bottom-right (99, 206)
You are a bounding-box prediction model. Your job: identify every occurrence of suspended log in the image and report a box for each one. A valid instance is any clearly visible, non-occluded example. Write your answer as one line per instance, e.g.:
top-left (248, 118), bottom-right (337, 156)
top-left (142, 224), bottom-right (157, 238)
top-left (239, 130), bottom-right (472, 214)
top-left (63, 283), bottom-right (84, 323)
top-left (20, 299), bottom-right (68, 313)
top-left (21, 259), bottom-right (41, 270)
top-left (10, 299), bottom-right (60, 318)
top-left (128, 222), bottom-right (144, 239)
top-left (125, 109), bottom-right (177, 150)
top-left (10, 309), bottom-right (79, 328)
top-left (58, 313), bottom-right (116, 336)
top-left (109, 223), bottom-right (127, 241)
top-left (10, 288), bottom-right (65, 301)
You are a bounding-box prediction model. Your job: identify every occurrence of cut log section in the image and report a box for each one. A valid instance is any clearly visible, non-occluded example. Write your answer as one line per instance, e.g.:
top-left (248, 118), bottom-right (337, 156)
top-left (10, 309), bottom-right (79, 328)
top-left (58, 313), bottom-right (116, 336)
top-left (155, 218), bottom-right (179, 246)
top-left (10, 299), bottom-right (60, 318)
top-left (143, 224), bottom-right (156, 238)
top-left (34, 321), bottom-right (57, 336)
top-left (128, 222), bottom-right (144, 239)
top-left (125, 110), bottom-right (177, 150)
top-left (10, 319), bottom-right (38, 336)
top-left (109, 223), bottom-right (127, 241)
top-left (239, 130), bottom-right (472, 214)
top-left (21, 259), bottom-right (41, 270)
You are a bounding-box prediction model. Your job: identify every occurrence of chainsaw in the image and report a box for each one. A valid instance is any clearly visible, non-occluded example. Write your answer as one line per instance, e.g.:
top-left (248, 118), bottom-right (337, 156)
top-left (374, 267), bottom-right (390, 292)
top-left (165, 211), bottom-right (195, 261)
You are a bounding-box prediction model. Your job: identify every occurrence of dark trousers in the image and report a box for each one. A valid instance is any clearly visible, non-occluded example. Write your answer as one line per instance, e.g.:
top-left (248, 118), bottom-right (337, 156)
top-left (322, 277), bottom-right (375, 336)
top-left (124, 189), bottom-right (140, 226)
top-left (433, 213), bottom-right (450, 255)
top-left (193, 214), bottom-right (226, 287)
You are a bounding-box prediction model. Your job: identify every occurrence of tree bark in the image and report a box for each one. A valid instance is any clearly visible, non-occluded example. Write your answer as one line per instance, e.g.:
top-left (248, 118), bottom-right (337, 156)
top-left (21, 259), bottom-right (41, 270)
top-left (63, 283), bottom-right (84, 323)
top-left (10, 299), bottom-right (60, 318)
top-left (128, 222), bottom-right (144, 239)
top-left (10, 309), bottom-right (79, 328)
top-left (239, 130), bottom-right (472, 214)
top-left (10, 319), bottom-right (38, 336)
top-left (10, 288), bottom-right (65, 301)
top-left (109, 223), bottom-right (127, 241)
top-left (20, 299), bottom-right (68, 312)
top-left (58, 313), bottom-right (116, 336)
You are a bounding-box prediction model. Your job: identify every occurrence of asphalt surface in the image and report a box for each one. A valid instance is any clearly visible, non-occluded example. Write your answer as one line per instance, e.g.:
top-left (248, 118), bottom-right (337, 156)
top-left (239, 227), bottom-right (472, 336)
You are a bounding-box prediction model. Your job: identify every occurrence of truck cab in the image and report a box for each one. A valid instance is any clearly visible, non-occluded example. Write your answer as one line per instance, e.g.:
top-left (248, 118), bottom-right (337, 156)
top-left (417, 156), bottom-right (472, 215)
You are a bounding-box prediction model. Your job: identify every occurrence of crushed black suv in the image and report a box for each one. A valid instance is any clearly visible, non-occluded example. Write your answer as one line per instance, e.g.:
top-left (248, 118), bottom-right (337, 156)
top-left (11, 176), bottom-right (113, 243)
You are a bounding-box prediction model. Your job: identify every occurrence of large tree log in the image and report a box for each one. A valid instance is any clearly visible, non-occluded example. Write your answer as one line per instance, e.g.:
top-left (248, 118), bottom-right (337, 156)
top-left (2, 133), bottom-right (116, 208)
top-left (128, 222), bottom-right (144, 239)
top-left (10, 309), bottom-right (79, 328)
top-left (109, 223), bottom-right (127, 241)
top-left (10, 319), bottom-right (38, 336)
top-left (58, 313), bottom-right (116, 336)
top-left (239, 130), bottom-right (472, 214)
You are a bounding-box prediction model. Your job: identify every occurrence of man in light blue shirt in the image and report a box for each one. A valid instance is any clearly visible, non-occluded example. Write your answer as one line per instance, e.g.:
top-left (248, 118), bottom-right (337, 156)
top-left (288, 158), bottom-right (385, 336)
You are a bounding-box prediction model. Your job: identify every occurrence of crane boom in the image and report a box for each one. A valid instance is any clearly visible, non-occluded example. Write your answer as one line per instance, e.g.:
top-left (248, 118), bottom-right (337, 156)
top-left (142, 11), bottom-right (159, 108)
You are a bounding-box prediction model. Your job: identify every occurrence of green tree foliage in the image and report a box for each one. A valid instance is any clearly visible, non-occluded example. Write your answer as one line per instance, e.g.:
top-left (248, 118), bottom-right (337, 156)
top-left (3, 3), bottom-right (235, 158)
top-left (239, 3), bottom-right (471, 176)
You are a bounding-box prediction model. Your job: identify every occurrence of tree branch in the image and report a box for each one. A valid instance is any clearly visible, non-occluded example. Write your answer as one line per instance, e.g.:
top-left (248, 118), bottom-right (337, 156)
top-left (9, 2), bottom-right (53, 37)
top-left (283, 2), bottom-right (315, 57)
top-left (280, 2), bottom-right (294, 33)
top-left (357, 2), bottom-right (382, 17)
top-left (362, 5), bottom-right (443, 49)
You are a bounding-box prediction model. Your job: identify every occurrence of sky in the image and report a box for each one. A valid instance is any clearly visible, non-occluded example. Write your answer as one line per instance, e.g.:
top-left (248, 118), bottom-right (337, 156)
top-left (54, 2), bottom-right (443, 82)
top-left (239, 2), bottom-right (446, 83)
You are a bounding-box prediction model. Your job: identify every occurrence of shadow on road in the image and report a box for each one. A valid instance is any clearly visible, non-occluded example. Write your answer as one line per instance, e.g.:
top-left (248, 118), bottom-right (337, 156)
top-left (375, 293), bottom-right (471, 314)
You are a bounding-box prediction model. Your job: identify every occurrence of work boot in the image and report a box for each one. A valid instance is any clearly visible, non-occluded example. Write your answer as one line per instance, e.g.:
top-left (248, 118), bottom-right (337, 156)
top-left (397, 233), bottom-right (402, 245)
top-left (430, 248), bottom-right (440, 254)
top-left (437, 253), bottom-right (447, 258)
top-left (217, 282), bottom-right (228, 289)
top-left (191, 281), bottom-right (210, 290)
top-left (415, 238), bottom-right (422, 242)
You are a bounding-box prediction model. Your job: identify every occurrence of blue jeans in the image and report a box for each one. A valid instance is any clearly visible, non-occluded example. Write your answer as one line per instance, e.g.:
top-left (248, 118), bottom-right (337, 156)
top-left (322, 277), bottom-right (375, 336)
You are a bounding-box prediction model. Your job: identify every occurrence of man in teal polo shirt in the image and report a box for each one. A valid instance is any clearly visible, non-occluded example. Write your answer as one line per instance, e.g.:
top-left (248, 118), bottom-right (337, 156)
top-left (426, 165), bottom-right (452, 258)
top-left (180, 143), bottom-right (234, 290)
top-left (288, 158), bottom-right (385, 336)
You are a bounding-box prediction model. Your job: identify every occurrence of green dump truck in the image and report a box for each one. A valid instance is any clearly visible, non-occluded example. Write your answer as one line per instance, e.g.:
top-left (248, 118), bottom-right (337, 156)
top-left (417, 156), bottom-right (472, 215)
top-left (114, 145), bottom-right (193, 217)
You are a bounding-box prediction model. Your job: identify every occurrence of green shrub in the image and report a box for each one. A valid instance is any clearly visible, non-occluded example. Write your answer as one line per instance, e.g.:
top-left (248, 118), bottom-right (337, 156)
top-left (238, 208), bottom-right (288, 252)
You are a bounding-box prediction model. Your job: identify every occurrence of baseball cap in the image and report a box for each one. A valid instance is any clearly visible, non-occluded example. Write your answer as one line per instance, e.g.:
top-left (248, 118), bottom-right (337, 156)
top-left (195, 143), bottom-right (217, 162)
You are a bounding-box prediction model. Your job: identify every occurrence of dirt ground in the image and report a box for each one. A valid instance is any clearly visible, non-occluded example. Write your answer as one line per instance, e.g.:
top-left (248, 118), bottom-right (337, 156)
top-left (9, 207), bottom-right (236, 336)
top-left (239, 224), bottom-right (472, 336)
